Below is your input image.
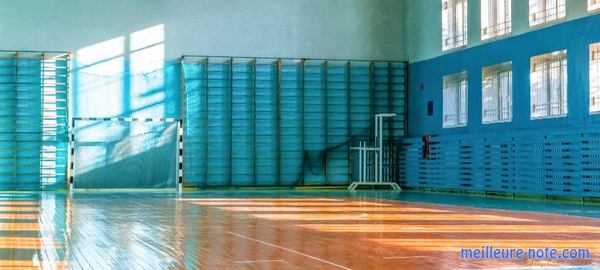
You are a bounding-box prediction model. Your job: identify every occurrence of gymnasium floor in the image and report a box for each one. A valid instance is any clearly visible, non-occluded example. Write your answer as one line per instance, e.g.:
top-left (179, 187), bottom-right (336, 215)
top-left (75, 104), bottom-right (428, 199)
top-left (1, 190), bottom-right (600, 269)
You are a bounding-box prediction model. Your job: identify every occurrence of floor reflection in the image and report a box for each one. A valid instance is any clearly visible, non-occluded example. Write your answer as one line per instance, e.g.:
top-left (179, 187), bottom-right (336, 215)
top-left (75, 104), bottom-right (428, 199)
top-left (0, 191), bottom-right (598, 269)
top-left (180, 196), bottom-right (600, 269)
top-left (0, 193), bottom-right (66, 269)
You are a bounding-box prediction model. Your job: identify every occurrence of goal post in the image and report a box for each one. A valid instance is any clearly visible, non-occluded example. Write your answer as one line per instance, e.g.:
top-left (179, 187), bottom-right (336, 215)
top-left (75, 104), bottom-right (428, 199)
top-left (69, 117), bottom-right (182, 189)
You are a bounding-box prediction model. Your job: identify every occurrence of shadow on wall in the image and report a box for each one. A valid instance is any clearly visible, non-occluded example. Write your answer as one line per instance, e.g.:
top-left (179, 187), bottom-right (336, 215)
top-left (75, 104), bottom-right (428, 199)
top-left (73, 120), bottom-right (178, 188)
top-left (70, 24), bottom-right (181, 187)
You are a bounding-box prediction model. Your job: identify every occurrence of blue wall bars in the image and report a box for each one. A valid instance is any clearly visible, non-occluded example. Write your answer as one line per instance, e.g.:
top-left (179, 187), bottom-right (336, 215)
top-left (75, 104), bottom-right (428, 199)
top-left (182, 56), bottom-right (407, 187)
top-left (0, 51), bottom-right (69, 190)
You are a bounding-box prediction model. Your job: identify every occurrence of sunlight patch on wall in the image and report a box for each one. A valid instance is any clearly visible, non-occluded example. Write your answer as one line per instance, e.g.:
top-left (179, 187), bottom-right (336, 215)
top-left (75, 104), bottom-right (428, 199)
top-left (129, 24), bottom-right (166, 119)
top-left (75, 36), bottom-right (125, 117)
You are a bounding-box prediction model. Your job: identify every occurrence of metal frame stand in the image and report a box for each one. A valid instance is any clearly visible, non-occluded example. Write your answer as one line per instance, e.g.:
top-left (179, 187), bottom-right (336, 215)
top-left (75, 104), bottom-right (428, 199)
top-left (348, 113), bottom-right (401, 191)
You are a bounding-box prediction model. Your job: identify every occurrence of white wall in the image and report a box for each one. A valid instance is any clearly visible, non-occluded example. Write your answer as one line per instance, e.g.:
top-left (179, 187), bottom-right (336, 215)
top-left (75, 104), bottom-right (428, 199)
top-left (0, 0), bottom-right (406, 61)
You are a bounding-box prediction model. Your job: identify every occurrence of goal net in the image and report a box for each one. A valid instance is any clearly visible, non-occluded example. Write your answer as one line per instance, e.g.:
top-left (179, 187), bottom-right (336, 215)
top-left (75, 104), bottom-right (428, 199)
top-left (72, 118), bottom-right (179, 188)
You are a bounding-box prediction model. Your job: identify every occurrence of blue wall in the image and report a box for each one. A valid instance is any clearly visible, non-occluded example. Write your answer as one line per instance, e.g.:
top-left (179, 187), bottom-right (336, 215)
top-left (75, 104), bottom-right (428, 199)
top-left (401, 14), bottom-right (600, 198)
top-left (408, 14), bottom-right (600, 137)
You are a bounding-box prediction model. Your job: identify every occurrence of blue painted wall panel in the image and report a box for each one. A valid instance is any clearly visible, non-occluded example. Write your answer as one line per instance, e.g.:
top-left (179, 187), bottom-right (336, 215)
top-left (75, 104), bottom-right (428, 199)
top-left (401, 14), bottom-right (600, 198)
top-left (408, 14), bottom-right (600, 137)
top-left (399, 131), bottom-right (600, 197)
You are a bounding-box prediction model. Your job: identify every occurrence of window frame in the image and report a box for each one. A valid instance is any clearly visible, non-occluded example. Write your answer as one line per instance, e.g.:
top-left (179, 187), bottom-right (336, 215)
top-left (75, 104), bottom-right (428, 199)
top-left (530, 50), bottom-right (568, 120)
top-left (528, 0), bottom-right (566, 27)
top-left (443, 71), bottom-right (468, 128)
top-left (442, 0), bottom-right (468, 51)
top-left (589, 0), bottom-right (600, 13)
top-left (481, 0), bottom-right (512, 40)
top-left (482, 62), bottom-right (513, 124)
top-left (590, 43), bottom-right (600, 114)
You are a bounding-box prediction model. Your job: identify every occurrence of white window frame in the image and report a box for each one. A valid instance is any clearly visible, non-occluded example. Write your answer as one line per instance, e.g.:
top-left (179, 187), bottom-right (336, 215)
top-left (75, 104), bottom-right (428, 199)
top-left (481, 0), bottom-right (512, 40)
top-left (590, 0), bottom-right (600, 12)
top-left (482, 62), bottom-right (512, 124)
top-left (443, 71), bottom-right (468, 128)
top-left (590, 43), bottom-right (600, 113)
top-left (530, 50), bottom-right (568, 119)
top-left (442, 0), bottom-right (468, 51)
top-left (529, 0), bottom-right (566, 27)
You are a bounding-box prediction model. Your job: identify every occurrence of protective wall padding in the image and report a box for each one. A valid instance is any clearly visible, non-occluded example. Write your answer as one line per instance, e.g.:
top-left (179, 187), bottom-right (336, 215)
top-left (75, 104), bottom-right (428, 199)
top-left (0, 51), bottom-right (69, 190)
top-left (73, 120), bottom-right (178, 188)
top-left (398, 131), bottom-right (600, 198)
top-left (182, 57), bottom-right (407, 187)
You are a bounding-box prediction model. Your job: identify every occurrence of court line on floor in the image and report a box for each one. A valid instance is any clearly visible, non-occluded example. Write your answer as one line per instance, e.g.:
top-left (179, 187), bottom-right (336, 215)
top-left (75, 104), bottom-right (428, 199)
top-left (234, 259), bottom-right (285, 264)
top-left (228, 231), bottom-right (351, 270)
top-left (383, 256), bottom-right (428, 260)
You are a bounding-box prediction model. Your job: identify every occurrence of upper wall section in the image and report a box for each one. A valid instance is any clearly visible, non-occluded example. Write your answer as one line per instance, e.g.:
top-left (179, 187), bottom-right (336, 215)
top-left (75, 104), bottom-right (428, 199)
top-left (405, 0), bottom-right (592, 62)
top-left (407, 14), bottom-right (600, 137)
top-left (0, 0), bottom-right (406, 61)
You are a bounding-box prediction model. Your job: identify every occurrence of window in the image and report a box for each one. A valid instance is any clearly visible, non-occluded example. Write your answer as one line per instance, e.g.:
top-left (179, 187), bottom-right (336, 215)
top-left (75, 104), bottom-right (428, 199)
top-left (530, 50), bottom-right (567, 119)
top-left (443, 72), bottom-right (468, 128)
top-left (590, 43), bottom-right (600, 113)
top-left (590, 0), bottom-right (600, 12)
top-left (442, 0), bottom-right (468, 51)
top-left (481, 0), bottom-right (511, 40)
top-left (482, 62), bottom-right (512, 123)
top-left (529, 0), bottom-right (566, 26)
